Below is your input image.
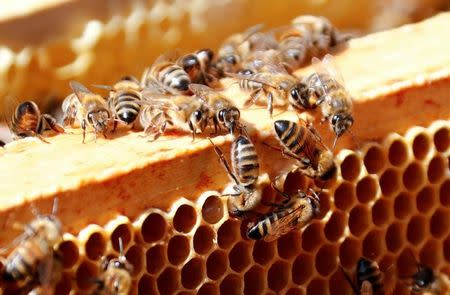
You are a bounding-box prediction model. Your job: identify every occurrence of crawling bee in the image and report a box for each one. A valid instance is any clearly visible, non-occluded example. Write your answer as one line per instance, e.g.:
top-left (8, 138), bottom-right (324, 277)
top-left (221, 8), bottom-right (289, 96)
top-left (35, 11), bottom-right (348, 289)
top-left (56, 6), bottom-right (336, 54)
top-left (272, 119), bottom-right (336, 181)
top-left (10, 101), bottom-right (64, 143)
top-left (189, 84), bottom-right (241, 135)
top-left (141, 53), bottom-right (191, 95)
top-left (273, 25), bottom-right (312, 71)
top-left (209, 134), bottom-right (262, 217)
top-left (1, 199), bottom-right (62, 287)
top-left (62, 81), bottom-right (112, 143)
top-left (246, 184), bottom-right (320, 242)
top-left (94, 76), bottom-right (142, 130)
top-left (178, 49), bottom-right (219, 86)
top-left (341, 257), bottom-right (394, 295)
top-left (95, 238), bottom-right (133, 295)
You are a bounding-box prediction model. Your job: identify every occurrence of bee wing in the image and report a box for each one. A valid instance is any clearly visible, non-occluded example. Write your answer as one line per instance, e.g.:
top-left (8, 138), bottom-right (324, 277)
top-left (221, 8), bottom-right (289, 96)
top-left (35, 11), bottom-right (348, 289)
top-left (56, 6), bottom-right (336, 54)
top-left (241, 23), bottom-right (265, 42)
top-left (188, 83), bottom-right (215, 103)
top-left (226, 73), bottom-right (277, 89)
top-left (69, 81), bottom-right (92, 101)
top-left (140, 89), bottom-right (178, 111)
top-left (311, 54), bottom-right (345, 88)
top-left (36, 254), bottom-right (54, 288)
top-left (91, 84), bottom-right (113, 91)
top-left (263, 205), bottom-right (307, 242)
top-left (247, 50), bottom-right (288, 74)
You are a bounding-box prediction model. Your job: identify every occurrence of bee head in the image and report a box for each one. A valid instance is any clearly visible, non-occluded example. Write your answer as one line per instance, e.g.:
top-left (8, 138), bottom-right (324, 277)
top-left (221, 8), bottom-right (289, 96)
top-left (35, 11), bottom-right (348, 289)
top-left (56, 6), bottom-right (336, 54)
top-left (31, 215), bottom-right (62, 246)
top-left (181, 54), bottom-right (200, 76)
top-left (88, 110), bottom-right (111, 133)
top-left (189, 106), bottom-right (209, 133)
top-left (331, 113), bottom-right (353, 137)
top-left (412, 265), bottom-right (434, 289)
top-left (218, 107), bottom-right (240, 134)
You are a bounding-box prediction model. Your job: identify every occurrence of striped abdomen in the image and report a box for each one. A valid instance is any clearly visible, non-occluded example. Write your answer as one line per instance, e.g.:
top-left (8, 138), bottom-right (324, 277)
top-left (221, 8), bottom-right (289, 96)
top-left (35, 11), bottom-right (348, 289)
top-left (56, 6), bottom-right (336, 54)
top-left (11, 101), bottom-right (43, 136)
top-left (110, 90), bottom-right (141, 125)
top-left (2, 237), bottom-right (50, 282)
top-left (231, 135), bottom-right (260, 187)
top-left (238, 73), bottom-right (264, 91)
top-left (152, 63), bottom-right (190, 94)
top-left (246, 207), bottom-right (291, 240)
top-left (356, 258), bottom-right (383, 292)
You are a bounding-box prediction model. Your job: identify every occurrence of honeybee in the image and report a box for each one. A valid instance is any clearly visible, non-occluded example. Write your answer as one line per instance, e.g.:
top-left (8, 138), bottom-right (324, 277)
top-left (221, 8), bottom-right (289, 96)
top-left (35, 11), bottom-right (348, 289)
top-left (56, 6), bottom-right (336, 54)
top-left (178, 49), bottom-right (218, 86)
top-left (296, 54), bottom-right (354, 148)
top-left (271, 119), bottom-right (336, 181)
top-left (62, 81), bottom-right (112, 143)
top-left (1, 199), bottom-right (62, 286)
top-left (10, 101), bottom-right (64, 143)
top-left (341, 257), bottom-right (394, 295)
top-left (273, 25), bottom-right (312, 71)
top-left (209, 134), bottom-right (262, 217)
top-left (95, 238), bottom-right (133, 295)
top-left (189, 84), bottom-right (241, 135)
top-left (230, 50), bottom-right (303, 116)
top-left (95, 76), bottom-right (142, 130)
top-left (141, 53), bottom-right (191, 95)
top-left (246, 184), bottom-right (320, 242)
top-left (139, 90), bottom-right (210, 141)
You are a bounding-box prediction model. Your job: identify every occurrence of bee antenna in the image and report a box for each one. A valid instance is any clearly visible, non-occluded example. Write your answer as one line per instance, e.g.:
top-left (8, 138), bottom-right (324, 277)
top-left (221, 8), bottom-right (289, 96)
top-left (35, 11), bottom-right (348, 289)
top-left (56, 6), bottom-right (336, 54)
top-left (118, 237), bottom-right (124, 257)
top-left (52, 198), bottom-right (59, 216)
top-left (332, 135), bottom-right (339, 151)
top-left (308, 188), bottom-right (320, 201)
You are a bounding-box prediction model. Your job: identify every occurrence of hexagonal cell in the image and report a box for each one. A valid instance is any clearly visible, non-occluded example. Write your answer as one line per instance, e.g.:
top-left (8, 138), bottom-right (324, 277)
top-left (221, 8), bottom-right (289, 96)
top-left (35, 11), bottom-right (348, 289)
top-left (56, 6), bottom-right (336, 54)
top-left (244, 265), bottom-right (266, 295)
top-left (362, 229), bottom-right (384, 260)
top-left (339, 237), bottom-right (362, 269)
top-left (379, 168), bottom-right (401, 196)
top-left (444, 235), bottom-right (450, 263)
top-left (229, 241), bottom-right (252, 272)
top-left (316, 191), bottom-right (332, 220)
top-left (198, 283), bottom-right (219, 295)
top-left (371, 198), bottom-right (392, 227)
top-left (57, 239), bottom-right (79, 269)
top-left (412, 132), bottom-right (431, 160)
top-left (173, 204), bottom-right (197, 233)
top-left (396, 248), bottom-right (419, 277)
top-left (85, 231), bottom-right (107, 261)
top-left (138, 274), bottom-right (158, 295)
top-left (283, 170), bottom-right (310, 195)
top-left (54, 272), bottom-right (72, 295)
top-left (306, 278), bottom-right (328, 295)
top-left (301, 222), bottom-right (324, 252)
top-left (277, 231), bottom-right (301, 260)
top-left (146, 244), bottom-right (166, 274)
top-left (403, 162), bottom-right (426, 191)
top-left (286, 287), bottom-right (305, 295)
top-left (340, 153), bottom-right (361, 181)
top-left (167, 235), bottom-right (190, 266)
top-left (181, 257), bottom-right (205, 289)
top-left (111, 223), bottom-right (133, 252)
top-left (292, 254), bottom-right (314, 285)
top-left (217, 219), bottom-right (241, 249)
top-left (385, 222), bottom-right (405, 253)
top-left (419, 239), bottom-right (442, 269)
top-left (388, 139), bottom-right (409, 167)
top-left (220, 274), bottom-right (242, 295)
top-left (324, 210), bottom-right (347, 242)
top-left (364, 145), bottom-right (386, 174)
top-left (439, 179), bottom-right (450, 207)
top-left (193, 225), bottom-right (215, 255)
top-left (416, 186), bottom-right (437, 214)
top-left (75, 260), bottom-right (98, 292)
top-left (140, 212), bottom-right (167, 243)
top-left (334, 181), bottom-right (356, 210)
top-left (394, 192), bottom-right (415, 219)
top-left (157, 267), bottom-right (180, 295)
top-left (407, 215), bottom-right (428, 245)
top-left (348, 205), bottom-right (370, 237)
top-left (433, 127), bottom-right (450, 152)
top-left (267, 260), bottom-right (290, 292)
top-left (206, 249), bottom-right (228, 280)
top-left (329, 268), bottom-right (354, 294)
top-left (427, 155), bottom-right (446, 183)
top-left (126, 244), bottom-right (144, 277)
top-left (253, 240), bottom-right (275, 265)
top-left (356, 176), bottom-right (379, 203)
top-left (201, 194), bottom-right (224, 224)
top-left (430, 208), bottom-right (450, 239)
top-left (315, 244), bottom-right (338, 276)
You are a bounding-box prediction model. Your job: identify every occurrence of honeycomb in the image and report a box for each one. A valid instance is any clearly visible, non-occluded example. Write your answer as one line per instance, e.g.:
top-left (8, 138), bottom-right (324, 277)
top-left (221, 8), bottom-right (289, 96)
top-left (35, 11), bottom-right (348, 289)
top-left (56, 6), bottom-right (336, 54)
top-left (2, 119), bottom-right (447, 294)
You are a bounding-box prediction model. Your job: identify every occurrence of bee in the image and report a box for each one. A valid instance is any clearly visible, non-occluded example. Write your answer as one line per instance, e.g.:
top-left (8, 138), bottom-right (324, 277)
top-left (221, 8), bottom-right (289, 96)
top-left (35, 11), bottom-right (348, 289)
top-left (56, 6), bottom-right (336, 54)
top-left (95, 238), bottom-right (133, 295)
top-left (246, 184), bottom-right (320, 242)
top-left (271, 119), bottom-right (336, 181)
top-left (230, 50), bottom-right (303, 116)
top-left (273, 25), bottom-right (312, 71)
top-left (10, 101), bottom-right (64, 143)
top-left (208, 134), bottom-right (262, 217)
top-left (94, 76), bottom-right (142, 130)
top-left (62, 81), bottom-right (112, 143)
top-left (189, 84), bottom-right (240, 135)
top-left (341, 257), bottom-right (394, 295)
top-left (141, 53), bottom-right (191, 95)
top-left (178, 49), bottom-right (219, 86)
top-left (1, 199), bottom-right (62, 286)
top-left (295, 54), bottom-right (354, 148)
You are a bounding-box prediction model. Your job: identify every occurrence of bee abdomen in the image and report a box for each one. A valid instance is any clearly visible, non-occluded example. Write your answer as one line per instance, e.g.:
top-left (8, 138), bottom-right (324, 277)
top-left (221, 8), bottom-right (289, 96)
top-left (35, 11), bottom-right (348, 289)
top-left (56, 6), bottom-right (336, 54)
top-left (357, 258), bottom-right (383, 291)
top-left (3, 239), bottom-right (46, 282)
top-left (274, 120), bottom-right (306, 153)
top-left (160, 65), bottom-right (191, 93)
top-left (233, 136), bottom-right (260, 184)
top-left (247, 218), bottom-right (269, 240)
top-left (114, 92), bottom-right (141, 124)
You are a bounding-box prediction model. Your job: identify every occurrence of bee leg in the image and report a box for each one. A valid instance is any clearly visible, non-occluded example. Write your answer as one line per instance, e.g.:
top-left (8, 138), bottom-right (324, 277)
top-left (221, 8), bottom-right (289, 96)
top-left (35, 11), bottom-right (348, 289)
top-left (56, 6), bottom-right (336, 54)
top-left (270, 181), bottom-right (292, 202)
top-left (267, 92), bottom-right (273, 118)
top-left (42, 114), bottom-right (65, 134)
top-left (81, 120), bottom-right (87, 143)
top-left (208, 137), bottom-right (240, 186)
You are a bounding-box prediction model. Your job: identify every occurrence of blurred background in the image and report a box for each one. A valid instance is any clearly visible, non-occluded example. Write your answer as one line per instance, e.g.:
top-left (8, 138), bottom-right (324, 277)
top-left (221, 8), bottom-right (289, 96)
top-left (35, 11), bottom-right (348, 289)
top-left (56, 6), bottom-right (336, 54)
top-left (0, 0), bottom-right (449, 142)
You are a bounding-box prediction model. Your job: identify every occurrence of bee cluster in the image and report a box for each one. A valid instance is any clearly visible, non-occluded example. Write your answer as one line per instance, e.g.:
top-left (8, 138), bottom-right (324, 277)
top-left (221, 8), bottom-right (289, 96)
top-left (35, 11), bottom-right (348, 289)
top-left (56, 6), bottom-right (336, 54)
top-left (1, 14), bottom-right (449, 295)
